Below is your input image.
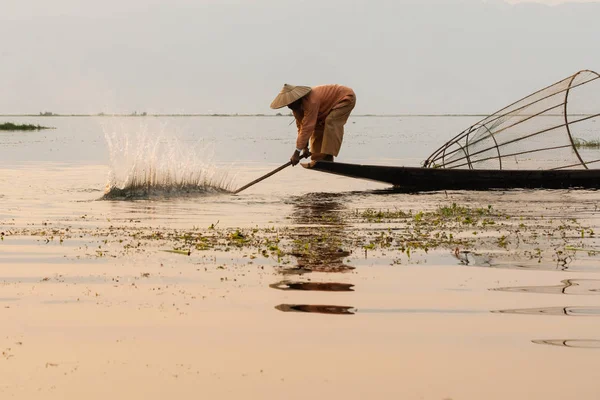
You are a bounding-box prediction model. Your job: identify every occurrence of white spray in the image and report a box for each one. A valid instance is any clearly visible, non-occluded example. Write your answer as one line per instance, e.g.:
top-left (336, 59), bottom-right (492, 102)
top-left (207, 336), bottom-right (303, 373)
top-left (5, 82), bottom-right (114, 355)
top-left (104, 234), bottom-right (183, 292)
top-left (102, 119), bottom-right (232, 198)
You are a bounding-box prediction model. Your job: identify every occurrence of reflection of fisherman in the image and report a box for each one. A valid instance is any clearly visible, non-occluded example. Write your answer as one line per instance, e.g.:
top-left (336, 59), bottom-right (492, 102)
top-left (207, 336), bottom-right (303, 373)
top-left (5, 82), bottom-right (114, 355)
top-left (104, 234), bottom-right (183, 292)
top-left (271, 193), bottom-right (355, 315)
top-left (270, 84), bottom-right (356, 166)
top-left (279, 193), bottom-right (354, 273)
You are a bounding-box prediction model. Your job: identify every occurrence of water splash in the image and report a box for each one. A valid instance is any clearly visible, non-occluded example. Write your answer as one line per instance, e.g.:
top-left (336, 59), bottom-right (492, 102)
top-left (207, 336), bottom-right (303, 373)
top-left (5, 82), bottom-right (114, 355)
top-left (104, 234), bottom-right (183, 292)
top-left (102, 120), bottom-right (233, 199)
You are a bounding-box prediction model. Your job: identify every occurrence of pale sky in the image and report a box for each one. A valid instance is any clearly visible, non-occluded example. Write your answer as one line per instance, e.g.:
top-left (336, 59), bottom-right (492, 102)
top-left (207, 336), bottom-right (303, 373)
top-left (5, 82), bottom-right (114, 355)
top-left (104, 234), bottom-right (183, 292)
top-left (506, 0), bottom-right (597, 3)
top-left (0, 0), bottom-right (598, 114)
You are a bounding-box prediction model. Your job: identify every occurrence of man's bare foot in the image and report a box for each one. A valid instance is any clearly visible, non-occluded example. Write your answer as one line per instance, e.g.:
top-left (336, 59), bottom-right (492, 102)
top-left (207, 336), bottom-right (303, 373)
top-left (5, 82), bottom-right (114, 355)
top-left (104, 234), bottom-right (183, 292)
top-left (311, 153), bottom-right (334, 162)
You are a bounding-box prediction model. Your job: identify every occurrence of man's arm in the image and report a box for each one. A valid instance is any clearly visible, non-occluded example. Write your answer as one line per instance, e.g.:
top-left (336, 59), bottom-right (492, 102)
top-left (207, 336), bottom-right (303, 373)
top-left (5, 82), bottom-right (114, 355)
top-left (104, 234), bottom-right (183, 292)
top-left (296, 100), bottom-right (318, 150)
top-left (290, 109), bottom-right (306, 166)
top-left (290, 100), bottom-right (317, 166)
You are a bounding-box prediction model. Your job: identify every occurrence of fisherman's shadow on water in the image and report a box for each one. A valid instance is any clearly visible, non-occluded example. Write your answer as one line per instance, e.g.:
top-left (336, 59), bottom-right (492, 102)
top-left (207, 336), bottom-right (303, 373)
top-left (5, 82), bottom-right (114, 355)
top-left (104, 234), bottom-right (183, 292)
top-left (273, 192), bottom-right (356, 315)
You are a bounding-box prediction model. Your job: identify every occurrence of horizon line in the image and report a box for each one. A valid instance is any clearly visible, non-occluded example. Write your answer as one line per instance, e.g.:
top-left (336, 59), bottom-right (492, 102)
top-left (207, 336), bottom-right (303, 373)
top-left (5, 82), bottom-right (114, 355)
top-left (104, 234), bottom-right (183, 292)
top-left (0, 113), bottom-right (497, 118)
top-left (0, 113), bottom-right (594, 118)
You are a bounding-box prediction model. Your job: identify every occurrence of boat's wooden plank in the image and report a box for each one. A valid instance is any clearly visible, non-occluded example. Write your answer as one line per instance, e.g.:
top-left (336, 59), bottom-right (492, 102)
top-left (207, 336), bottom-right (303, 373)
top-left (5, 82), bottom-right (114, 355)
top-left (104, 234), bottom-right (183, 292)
top-left (302, 161), bottom-right (600, 191)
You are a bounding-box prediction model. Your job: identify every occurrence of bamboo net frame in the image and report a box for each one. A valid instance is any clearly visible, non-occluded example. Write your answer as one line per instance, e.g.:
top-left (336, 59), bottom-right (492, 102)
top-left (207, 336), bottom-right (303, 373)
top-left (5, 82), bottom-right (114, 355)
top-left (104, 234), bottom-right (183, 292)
top-left (424, 70), bottom-right (600, 170)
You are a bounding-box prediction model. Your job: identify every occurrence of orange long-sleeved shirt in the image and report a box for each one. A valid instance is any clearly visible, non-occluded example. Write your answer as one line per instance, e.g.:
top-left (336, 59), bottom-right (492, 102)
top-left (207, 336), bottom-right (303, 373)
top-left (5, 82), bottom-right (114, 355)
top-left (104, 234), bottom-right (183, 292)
top-left (292, 85), bottom-right (354, 150)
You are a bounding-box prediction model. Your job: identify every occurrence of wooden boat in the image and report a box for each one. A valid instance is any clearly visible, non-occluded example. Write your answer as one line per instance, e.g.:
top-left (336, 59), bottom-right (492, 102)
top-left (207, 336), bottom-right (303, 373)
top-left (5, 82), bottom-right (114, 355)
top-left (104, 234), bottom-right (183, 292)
top-left (302, 161), bottom-right (600, 191)
top-left (302, 70), bottom-right (600, 191)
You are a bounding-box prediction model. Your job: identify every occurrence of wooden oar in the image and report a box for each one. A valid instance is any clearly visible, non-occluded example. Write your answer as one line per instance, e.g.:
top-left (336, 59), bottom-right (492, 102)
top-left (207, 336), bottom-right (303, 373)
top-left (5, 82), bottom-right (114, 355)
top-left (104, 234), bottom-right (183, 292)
top-left (233, 153), bottom-right (309, 194)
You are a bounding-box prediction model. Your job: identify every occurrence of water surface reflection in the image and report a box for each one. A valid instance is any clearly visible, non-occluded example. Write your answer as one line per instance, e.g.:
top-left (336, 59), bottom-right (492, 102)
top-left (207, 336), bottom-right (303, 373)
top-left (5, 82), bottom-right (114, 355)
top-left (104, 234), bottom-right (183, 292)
top-left (275, 304), bottom-right (356, 315)
top-left (453, 251), bottom-right (600, 273)
top-left (493, 279), bottom-right (600, 295)
top-left (270, 281), bottom-right (354, 292)
top-left (274, 306), bottom-right (482, 315)
top-left (532, 339), bottom-right (600, 349)
top-left (493, 306), bottom-right (600, 316)
top-left (280, 192), bottom-right (354, 274)
top-left (273, 193), bottom-right (355, 313)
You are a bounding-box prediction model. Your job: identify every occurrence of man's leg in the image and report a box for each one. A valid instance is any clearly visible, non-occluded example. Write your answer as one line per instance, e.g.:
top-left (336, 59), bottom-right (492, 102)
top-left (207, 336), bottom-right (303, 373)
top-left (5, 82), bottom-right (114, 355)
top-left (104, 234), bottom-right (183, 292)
top-left (309, 124), bottom-right (325, 160)
top-left (321, 96), bottom-right (356, 158)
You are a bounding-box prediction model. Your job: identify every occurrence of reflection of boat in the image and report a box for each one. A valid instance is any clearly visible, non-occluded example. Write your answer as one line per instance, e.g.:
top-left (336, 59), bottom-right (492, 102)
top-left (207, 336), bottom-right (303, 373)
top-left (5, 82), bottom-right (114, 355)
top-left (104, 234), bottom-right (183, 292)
top-left (303, 161), bottom-right (600, 191)
top-left (270, 281), bottom-right (354, 292)
top-left (272, 194), bottom-right (356, 315)
top-left (281, 192), bottom-right (355, 273)
top-left (304, 70), bottom-right (600, 191)
top-left (275, 304), bottom-right (356, 315)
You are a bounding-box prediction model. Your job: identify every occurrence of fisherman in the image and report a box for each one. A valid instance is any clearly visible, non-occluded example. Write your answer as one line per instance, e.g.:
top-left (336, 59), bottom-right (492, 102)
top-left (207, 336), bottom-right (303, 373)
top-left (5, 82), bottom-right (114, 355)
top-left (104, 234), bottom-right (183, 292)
top-left (270, 84), bottom-right (356, 166)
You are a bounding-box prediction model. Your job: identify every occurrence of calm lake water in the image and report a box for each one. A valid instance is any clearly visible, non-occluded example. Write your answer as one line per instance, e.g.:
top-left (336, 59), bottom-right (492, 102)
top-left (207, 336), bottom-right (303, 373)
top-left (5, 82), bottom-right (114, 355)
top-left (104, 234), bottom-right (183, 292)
top-left (1, 116), bottom-right (600, 400)
top-left (0, 115), bottom-right (481, 226)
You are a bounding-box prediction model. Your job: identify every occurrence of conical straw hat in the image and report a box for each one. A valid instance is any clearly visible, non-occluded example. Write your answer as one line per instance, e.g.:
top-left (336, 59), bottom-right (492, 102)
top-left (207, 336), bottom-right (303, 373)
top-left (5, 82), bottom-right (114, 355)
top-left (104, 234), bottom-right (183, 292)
top-left (270, 84), bottom-right (312, 109)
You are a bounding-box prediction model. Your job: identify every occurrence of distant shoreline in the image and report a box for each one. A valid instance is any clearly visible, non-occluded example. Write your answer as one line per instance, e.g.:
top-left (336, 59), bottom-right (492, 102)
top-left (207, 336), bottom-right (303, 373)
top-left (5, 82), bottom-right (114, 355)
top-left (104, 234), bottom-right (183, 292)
top-left (0, 122), bottom-right (54, 131)
top-left (0, 113), bottom-right (492, 118)
top-left (0, 113), bottom-right (593, 118)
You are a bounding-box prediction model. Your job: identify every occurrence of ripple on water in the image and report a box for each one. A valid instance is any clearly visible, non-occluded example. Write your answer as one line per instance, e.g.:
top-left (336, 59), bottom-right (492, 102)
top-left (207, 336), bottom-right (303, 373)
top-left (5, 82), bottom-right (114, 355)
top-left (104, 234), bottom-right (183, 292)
top-left (275, 305), bottom-right (483, 315)
top-left (493, 306), bottom-right (600, 316)
top-left (532, 339), bottom-right (600, 349)
top-left (455, 252), bottom-right (600, 273)
top-left (0, 298), bottom-right (19, 302)
top-left (492, 279), bottom-right (600, 295)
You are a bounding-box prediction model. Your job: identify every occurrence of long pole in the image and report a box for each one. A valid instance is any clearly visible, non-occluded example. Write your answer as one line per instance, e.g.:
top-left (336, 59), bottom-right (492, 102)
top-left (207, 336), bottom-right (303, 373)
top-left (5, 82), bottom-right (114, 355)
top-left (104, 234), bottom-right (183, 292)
top-left (233, 154), bottom-right (309, 194)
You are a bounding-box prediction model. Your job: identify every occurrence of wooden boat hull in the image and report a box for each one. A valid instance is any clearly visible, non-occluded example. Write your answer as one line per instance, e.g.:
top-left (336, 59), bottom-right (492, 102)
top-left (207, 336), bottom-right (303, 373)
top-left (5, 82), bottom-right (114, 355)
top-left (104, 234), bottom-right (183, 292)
top-left (302, 161), bottom-right (600, 191)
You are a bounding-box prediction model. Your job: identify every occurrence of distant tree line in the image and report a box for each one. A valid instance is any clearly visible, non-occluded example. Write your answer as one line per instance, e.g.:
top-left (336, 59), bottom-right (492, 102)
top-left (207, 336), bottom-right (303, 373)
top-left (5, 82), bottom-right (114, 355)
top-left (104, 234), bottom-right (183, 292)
top-left (0, 122), bottom-right (53, 131)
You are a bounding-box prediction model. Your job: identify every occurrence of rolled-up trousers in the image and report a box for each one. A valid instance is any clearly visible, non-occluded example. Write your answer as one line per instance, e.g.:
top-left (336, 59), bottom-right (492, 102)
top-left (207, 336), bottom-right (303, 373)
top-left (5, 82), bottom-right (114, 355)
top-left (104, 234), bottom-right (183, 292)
top-left (309, 93), bottom-right (356, 157)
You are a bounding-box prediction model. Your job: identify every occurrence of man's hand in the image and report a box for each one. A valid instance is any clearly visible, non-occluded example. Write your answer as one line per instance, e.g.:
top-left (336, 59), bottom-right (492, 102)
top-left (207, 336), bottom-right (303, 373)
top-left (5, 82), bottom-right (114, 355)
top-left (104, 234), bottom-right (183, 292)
top-left (290, 150), bottom-right (301, 166)
top-left (300, 147), bottom-right (311, 159)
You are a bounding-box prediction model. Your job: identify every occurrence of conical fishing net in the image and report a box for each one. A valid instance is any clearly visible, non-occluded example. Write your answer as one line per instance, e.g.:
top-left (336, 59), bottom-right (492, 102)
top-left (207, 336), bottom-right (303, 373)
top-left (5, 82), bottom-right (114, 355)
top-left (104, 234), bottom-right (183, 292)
top-left (424, 70), bottom-right (600, 170)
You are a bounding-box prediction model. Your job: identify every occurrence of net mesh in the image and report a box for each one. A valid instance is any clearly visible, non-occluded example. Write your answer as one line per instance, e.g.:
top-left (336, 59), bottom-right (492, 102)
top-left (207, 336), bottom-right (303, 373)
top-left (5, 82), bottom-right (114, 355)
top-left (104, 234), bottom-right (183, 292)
top-left (424, 70), bottom-right (600, 170)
